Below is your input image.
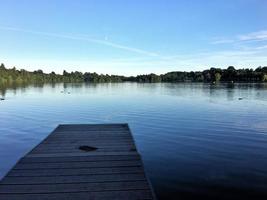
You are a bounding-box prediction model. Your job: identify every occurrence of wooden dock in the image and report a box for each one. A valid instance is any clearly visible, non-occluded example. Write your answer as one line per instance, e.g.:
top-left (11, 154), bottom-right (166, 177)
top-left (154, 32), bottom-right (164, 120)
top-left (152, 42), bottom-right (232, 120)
top-left (0, 124), bottom-right (156, 200)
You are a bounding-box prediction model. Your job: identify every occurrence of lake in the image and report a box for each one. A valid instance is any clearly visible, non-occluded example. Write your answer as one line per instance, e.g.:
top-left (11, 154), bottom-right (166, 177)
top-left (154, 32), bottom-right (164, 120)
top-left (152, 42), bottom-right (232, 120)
top-left (0, 82), bottom-right (267, 199)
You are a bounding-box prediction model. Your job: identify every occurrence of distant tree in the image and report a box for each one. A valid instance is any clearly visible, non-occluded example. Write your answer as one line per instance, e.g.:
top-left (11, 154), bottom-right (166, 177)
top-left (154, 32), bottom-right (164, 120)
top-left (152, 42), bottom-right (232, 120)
top-left (202, 70), bottom-right (211, 82)
top-left (0, 63), bottom-right (5, 70)
top-left (215, 73), bottom-right (221, 82)
top-left (34, 69), bottom-right (43, 74)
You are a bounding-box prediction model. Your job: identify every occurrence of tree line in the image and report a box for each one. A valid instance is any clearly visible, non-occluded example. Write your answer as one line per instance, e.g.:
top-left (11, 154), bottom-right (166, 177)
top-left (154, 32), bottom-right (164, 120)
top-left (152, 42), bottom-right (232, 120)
top-left (1, 63), bottom-right (267, 85)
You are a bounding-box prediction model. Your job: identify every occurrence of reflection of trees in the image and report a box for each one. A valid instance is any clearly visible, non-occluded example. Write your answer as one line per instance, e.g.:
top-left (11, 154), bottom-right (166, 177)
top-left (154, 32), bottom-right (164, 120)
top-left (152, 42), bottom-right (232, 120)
top-left (0, 86), bottom-right (6, 97)
top-left (0, 82), bottom-right (46, 98)
top-left (226, 86), bottom-right (235, 101)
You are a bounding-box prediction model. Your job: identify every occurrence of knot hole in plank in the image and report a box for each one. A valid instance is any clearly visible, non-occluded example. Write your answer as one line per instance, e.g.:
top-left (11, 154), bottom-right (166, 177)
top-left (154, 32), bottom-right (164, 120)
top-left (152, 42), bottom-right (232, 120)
top-left (79, 145), bottom-right (98, 152)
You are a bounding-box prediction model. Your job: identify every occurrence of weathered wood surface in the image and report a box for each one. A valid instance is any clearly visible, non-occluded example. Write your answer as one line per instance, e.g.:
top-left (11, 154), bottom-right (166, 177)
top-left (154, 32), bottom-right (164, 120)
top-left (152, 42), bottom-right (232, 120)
top-left (0, 124), bottom-right (156, 200)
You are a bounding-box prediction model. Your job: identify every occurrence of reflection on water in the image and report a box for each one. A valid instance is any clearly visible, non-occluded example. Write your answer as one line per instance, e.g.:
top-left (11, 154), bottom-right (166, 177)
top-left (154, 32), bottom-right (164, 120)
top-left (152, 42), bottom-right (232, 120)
top-left (0, 82), bottom-right (267, 200)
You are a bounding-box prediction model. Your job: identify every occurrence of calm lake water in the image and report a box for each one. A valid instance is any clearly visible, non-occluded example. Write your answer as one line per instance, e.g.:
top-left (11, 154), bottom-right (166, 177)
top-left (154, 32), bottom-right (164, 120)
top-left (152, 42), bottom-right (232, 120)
top-left (0, 82), bottom-right (267, 199)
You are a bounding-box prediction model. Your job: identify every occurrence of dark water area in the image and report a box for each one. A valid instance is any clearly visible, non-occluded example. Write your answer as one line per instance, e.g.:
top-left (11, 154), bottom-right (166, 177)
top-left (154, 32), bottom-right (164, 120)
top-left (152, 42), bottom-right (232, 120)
top-left (0, 82), bottom-right (267, 199)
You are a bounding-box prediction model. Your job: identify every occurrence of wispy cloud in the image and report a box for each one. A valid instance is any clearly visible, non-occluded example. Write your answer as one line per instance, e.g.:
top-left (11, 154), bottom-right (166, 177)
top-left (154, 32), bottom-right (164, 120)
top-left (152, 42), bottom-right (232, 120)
top-left (254, 45), bottom-right (267, 50)
top-left (212, 30), bottom-right (267, 44)
top-left (238, 30), bottom-right (267, 41)
top-left (211, 38), bottom-right (234, 44)
top-left (0, 26), bottom-right (159, 57)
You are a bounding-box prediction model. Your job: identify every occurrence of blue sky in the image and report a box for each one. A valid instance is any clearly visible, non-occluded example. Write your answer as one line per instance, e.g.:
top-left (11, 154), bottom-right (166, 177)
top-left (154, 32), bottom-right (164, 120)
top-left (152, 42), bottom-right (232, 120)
top-left (0, 0), bottom-right (267, 75)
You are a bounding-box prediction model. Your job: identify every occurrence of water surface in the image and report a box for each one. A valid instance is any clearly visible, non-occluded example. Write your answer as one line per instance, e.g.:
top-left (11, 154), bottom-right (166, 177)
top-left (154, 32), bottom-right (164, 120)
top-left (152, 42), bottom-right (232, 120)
top-left (1, 82), bottom-right (267, 199)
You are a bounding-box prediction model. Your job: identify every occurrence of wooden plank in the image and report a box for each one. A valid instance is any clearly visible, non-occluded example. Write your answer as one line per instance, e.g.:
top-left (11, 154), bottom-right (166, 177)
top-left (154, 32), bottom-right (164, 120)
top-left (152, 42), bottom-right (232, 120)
top-left (54, 124), bottom-right (129, 132)
top-left (7, 166), bottom-right (144, 177)
top-left (42, 138), bottom-right (133, 143)
top-left (42, 139), bottom-right (133, 143)
top-left (34, 144), bottom-right (135, 148)
top-left (0, 190), bottom-right (153, 200)
top-left (30, 148), bottom-right (136, 154)
top-left (46, 133), bottom-right (132, 137)
top-left (36, 143), bottom-right (134, 147)
top-left (41, 135), bottom-right (132, 139)
top-left (0, 180), bottom-right (150, 193)
top-left (0, 124), bottom-right (155, 200)
top-left (30, 150), bottom-right (137, 155)
top-left (35, 144), bottom-right (135, 149)
top-left (1, 174), bottom-right (146, 184)
top-left (39, 139), bottom-right (134, 143)
top-left (41, 141), bottom-right (134, 147)
top-left (43, 136), bottom-right (132, 140)
top-left (33, 144), bottom-right (135, 153)
top-left (20, 155), bottom-right (140, 163)
top-left (26, 151), bottom-right (139, 157)
top-left (13, 160), bottom-right (142, 170)
top-left (41, 138), bottom-right (134, 143)
top-left (25, 152), bottom-right (139, 157)
top-left (52, 131), bottom-right (131, 134)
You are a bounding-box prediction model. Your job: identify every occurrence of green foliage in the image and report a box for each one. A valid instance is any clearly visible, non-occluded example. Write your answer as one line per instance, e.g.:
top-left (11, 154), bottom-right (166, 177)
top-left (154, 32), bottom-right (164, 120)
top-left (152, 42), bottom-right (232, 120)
top-left (135, 74), bottom-right (161, 82)
top-left (0, 63), bottom-right (267, 85)
top-left (215, 73), bottom-right (221, 82)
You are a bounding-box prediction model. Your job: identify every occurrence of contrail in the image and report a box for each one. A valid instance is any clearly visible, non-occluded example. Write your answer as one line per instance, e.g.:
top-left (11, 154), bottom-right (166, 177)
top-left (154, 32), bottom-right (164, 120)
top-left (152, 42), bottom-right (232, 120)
top-left (0, 26), bottom-right (159, 57)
